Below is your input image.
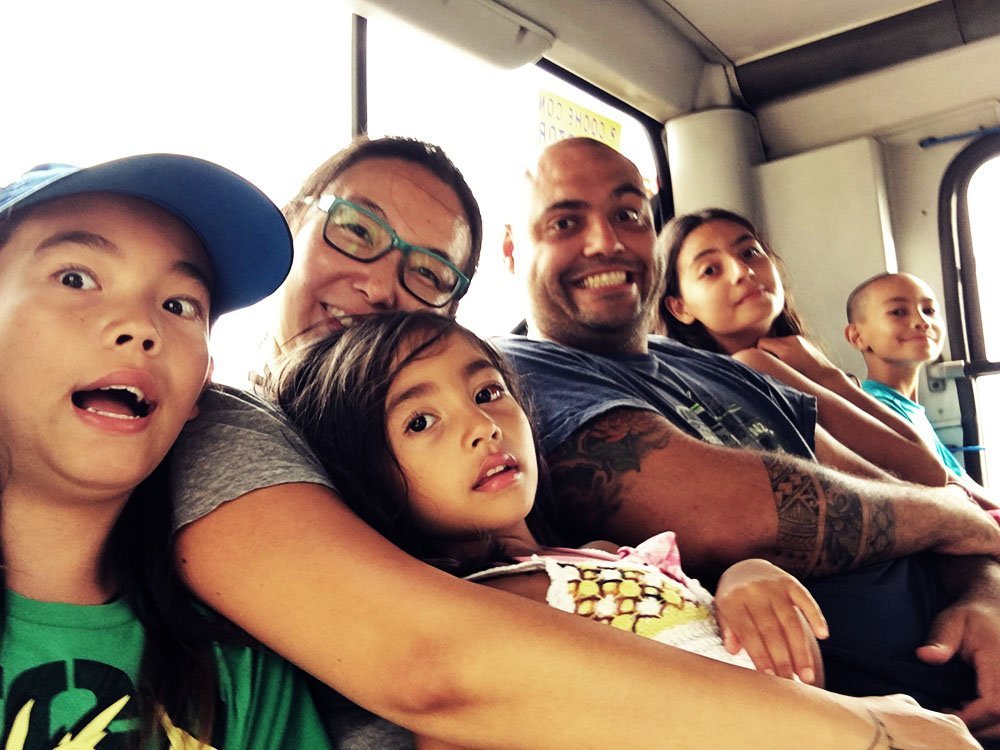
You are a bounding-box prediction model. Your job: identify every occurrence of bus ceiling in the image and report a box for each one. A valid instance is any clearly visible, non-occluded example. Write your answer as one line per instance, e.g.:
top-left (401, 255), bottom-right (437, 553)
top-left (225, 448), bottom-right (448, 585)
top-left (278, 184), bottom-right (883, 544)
top-left (348, 0), bottom-right (1000, 127)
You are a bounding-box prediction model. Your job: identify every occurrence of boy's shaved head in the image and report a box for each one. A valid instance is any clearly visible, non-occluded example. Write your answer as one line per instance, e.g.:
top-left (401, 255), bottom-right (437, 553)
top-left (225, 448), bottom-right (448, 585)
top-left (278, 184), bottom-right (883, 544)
top-left (846, 272), bottom-right (897, 323)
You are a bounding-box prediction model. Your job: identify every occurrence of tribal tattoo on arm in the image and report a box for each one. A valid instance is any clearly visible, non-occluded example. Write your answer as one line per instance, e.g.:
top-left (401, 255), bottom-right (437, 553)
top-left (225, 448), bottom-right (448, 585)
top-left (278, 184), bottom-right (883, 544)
top-left (545, 409), bottom-right (672, 545)
top-left (763, 455), bottom-right (895, 576)
top-left (545, 408), bottom-right (896, 575)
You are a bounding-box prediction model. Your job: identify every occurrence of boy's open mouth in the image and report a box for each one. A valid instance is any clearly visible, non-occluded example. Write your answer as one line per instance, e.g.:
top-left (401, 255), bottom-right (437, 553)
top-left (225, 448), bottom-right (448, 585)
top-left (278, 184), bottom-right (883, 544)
top-left (72, 386), bottom-right (153, 420)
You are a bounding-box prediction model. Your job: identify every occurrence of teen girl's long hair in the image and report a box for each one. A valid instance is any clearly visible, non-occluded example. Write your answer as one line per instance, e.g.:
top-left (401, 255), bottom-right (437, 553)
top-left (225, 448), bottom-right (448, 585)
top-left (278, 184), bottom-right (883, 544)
top-left (269, 310), bottom-right (557, 576)
top-left (658, 208), bottom-right (806, 353)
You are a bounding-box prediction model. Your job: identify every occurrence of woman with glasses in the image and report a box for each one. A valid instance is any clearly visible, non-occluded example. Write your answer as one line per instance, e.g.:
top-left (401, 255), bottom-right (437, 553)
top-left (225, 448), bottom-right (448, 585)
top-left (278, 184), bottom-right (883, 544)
top-left (168, 136), bottom-right (977, 750)
top-left (274, 138), bottom-right (480, 358)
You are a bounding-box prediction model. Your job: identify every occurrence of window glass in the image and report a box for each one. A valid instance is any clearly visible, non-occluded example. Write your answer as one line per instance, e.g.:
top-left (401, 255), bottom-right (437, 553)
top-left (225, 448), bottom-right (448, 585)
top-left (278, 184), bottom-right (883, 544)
top-left (966, 155), bottom-right (1000, 486)
top-left (4, 0), bottom-right (354, 386)
top-left (365, 13), bottom-right (661, 338)
top-left (968, 157), bottom-right (1000, 362)
top-left (3, 4), bottom-right (662, 384)
top-left (3, 0), bottom-right (353, 201)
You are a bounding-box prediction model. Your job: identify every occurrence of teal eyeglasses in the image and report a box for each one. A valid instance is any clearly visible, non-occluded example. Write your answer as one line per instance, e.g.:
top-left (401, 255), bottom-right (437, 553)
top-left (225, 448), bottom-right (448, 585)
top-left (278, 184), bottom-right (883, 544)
top-left (307, 195), bottom-right (470, 308)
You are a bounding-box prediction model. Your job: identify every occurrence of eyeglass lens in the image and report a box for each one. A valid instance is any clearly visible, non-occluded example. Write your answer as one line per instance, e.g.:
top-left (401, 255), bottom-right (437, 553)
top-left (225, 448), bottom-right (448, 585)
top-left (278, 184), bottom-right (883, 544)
top-left (325, 202), bottom-right (460, 306)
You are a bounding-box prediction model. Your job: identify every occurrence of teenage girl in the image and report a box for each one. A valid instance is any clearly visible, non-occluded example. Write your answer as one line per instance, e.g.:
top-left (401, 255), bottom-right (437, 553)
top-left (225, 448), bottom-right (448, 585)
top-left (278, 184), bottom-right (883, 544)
top-left (270, 311), bottom-right (829, 696)
top-left (658, 208), bottom-right (954, 487)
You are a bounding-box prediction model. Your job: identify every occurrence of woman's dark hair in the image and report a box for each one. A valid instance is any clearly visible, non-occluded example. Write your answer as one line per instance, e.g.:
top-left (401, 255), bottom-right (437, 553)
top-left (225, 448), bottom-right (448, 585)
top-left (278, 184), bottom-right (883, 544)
top-left (270, 311), bottom-right (555, 575)
top-left (283, 135), bottom-right (483, 285)
top-left (658, 208), bottom-right (805, 354)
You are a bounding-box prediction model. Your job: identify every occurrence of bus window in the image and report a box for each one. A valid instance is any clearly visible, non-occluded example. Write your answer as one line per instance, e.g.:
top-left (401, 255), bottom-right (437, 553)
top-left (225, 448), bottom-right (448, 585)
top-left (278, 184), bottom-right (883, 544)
top-left (4, 0), bottom-right (356, 387)
top-left (363, 12), bottom-right (662, 338)
top-left (966, 154), bottom-right (1000, 486)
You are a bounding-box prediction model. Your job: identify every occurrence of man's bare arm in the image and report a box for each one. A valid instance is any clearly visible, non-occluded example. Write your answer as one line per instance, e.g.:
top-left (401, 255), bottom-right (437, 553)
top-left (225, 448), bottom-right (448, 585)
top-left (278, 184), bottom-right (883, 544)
top-left (545, 407), bottom-right (1000, 575)
top-left (736, 344), bottom-right (947, 486)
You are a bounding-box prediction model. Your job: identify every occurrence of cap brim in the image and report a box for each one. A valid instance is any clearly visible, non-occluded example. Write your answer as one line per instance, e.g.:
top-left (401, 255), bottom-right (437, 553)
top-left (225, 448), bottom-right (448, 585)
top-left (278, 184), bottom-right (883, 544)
top-left (11, 154), bottom-right (292, 316)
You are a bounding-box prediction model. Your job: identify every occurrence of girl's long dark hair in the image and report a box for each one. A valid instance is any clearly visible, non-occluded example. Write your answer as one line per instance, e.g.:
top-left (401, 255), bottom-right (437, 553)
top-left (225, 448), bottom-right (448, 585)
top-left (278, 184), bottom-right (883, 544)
top-left (658, 208), bottom-right (805, 353)
top-left (270, 311), bottom-right (556, 576)
top-left (103, 462), bottom-right (238, 747)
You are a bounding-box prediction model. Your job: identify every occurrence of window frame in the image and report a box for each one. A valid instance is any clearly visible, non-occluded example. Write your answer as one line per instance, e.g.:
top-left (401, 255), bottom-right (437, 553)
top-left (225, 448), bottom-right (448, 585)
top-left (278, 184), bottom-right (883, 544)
top-left (350, 13), bottom-right (672, 230)
top-left (937, 132), bottom-right (1000, 481)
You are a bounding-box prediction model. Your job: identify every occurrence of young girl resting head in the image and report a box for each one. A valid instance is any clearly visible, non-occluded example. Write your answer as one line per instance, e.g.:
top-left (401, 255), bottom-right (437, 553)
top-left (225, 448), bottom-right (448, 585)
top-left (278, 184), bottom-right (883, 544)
top-left (270, 311), bottom-right (828, 690)
top-left (660, 208), bottom-right (804, 356)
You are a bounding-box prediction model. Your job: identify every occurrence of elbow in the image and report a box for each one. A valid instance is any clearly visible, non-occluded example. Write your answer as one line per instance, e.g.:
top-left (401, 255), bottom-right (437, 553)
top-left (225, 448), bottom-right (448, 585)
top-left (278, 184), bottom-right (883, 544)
top-left (352, 633), bottom-right (484, 733)
top-left (386, 647), bottom-right (471, 719)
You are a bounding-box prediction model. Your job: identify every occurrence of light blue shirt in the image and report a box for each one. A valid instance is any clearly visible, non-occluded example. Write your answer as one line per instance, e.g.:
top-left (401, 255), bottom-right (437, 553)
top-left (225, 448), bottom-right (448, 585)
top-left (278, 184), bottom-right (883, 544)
top-left (861, 379), bottom-right (967, 478)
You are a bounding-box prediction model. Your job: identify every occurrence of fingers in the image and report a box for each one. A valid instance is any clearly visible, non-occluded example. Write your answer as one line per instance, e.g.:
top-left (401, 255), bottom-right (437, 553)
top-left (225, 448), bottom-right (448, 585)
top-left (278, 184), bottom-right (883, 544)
top-left (786, 579), bottom-right (829, 640)
top-left (717, 597), bottom-right (818, 683)
top-left (755, 338), bottom-right (785, 360)
top-left (916, 611), bottom-right (964, 665)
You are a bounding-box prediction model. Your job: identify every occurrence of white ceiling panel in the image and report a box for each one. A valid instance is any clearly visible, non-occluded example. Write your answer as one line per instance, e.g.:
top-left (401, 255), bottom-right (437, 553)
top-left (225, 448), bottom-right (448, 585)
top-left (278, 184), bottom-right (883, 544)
top-left (655, 0), bottom-right (939, 63)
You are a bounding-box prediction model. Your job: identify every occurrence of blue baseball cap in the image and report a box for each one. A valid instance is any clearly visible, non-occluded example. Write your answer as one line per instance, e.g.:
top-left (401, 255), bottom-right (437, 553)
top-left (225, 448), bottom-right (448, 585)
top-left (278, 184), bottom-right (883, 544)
top-left (0, 154), bottom-right (293, 316)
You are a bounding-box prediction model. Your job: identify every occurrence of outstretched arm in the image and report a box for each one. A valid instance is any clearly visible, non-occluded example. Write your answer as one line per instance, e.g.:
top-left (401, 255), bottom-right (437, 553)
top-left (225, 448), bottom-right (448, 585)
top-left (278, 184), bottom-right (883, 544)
top-left (735, 343), bottom-right (947, 486)
top-left (175, 482), bottom-right (979, 750)
top-left (544, 408), bottom-right (1000, 575)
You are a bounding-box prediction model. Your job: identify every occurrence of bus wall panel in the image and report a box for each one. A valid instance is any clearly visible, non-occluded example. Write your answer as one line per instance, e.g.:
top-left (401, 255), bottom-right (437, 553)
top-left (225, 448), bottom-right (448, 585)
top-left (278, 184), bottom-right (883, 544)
top-left (755, 138), bottom-right (894, 376)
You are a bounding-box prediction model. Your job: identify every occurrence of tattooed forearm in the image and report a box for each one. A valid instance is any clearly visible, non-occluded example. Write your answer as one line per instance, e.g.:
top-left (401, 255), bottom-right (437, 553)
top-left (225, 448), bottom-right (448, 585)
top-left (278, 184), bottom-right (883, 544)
top-left (763, 455), bottom-right (896, 575)
top-left (766, 458), bottom-right (823, 573)
top-left (546, 409), bottom-right (672, 544)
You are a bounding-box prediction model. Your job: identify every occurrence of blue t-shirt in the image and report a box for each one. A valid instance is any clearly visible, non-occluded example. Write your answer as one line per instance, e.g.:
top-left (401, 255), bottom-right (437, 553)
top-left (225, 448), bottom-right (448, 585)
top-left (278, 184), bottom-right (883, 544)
top-left (862, 379), bottom-right (967, 478)
top-left (495, 334), bottom-right (817, 458)
top-left (494, 334), bottom-right (975, 710)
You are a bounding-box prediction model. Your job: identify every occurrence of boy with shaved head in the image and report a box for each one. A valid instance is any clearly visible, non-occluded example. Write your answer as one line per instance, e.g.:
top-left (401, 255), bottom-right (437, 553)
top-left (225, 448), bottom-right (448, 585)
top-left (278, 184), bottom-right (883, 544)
top-left (846, 272), bottom-right (994, 501)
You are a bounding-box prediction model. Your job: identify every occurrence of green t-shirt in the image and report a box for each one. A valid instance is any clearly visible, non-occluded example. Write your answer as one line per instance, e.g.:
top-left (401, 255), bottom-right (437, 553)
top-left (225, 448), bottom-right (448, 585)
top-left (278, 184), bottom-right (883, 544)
top-left (1, 591), bottom-right (332, 749)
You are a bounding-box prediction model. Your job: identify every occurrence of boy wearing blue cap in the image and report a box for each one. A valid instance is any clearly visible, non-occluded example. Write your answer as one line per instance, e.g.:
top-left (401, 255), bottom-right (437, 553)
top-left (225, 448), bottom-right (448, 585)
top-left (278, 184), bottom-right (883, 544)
top-left (0, 155), bottom-right (331, 749)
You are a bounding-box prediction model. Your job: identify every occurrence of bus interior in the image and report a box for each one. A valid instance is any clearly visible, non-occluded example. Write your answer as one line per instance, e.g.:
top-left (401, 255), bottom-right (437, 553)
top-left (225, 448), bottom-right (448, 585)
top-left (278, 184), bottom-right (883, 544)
top-left (6, 0), bottom-right (999, 485)
top-left (347, 0), bottom-right (1000, 488)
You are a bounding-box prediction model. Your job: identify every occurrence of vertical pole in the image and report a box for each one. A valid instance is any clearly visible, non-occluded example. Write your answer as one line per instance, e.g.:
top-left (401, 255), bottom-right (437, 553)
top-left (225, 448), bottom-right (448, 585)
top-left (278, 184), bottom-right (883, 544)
top-left (352, 14), bottom-right (368, 137)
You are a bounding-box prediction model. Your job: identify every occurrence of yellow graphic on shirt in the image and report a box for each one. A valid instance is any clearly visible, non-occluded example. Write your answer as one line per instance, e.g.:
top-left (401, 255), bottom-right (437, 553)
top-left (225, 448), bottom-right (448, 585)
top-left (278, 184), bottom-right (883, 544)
top-left (4, 696), bottom-right (216, 750)
top-left (160, 711), bottom-right (216, 750)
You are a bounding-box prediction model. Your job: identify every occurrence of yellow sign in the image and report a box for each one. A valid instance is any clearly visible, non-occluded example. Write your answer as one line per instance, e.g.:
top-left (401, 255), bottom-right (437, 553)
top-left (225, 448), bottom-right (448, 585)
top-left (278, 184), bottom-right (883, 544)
top-left (538, 90), bottom-right (621, 148)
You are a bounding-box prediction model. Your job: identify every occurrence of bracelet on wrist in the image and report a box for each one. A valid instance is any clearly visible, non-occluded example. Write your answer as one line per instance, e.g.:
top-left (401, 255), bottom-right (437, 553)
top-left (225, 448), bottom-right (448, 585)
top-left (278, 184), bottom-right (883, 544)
top-left (864, 710), bottom-right (893, 750)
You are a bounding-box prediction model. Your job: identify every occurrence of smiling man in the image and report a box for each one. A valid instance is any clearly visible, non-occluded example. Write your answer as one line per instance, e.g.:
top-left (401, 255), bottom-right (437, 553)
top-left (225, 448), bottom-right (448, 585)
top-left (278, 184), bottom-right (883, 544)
top-left (493, 137), bottom-right (1000, 742)
top-left (525, 137), bottom-right (662, 355)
